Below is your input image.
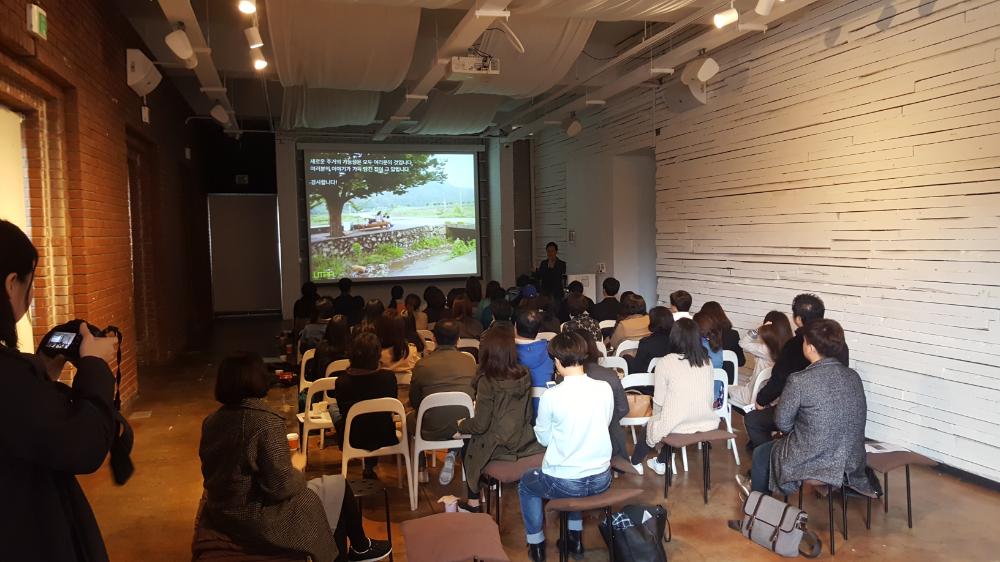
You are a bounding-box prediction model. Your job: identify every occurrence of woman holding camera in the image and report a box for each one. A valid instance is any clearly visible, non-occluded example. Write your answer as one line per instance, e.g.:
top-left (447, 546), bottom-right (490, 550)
top-left (0, 220), bottom-right (120, 561)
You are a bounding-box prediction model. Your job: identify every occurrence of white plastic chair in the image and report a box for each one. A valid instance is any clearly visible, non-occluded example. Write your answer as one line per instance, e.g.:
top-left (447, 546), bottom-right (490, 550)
top-left (411, 392), bottom-right (474, 502)
top-left (647, 356), bottom-right (663, 372)
top-left (723, 349), bottom-right (739, 383)
top-left (324, 359), bottom-right (350, 377)
top-left (615, 339), bottom-right (640, 357)
top-left (595, 341), bottom-right (608, 357)
top-left (417, 329), bottom-right (435, 343)
top-left (559, 322), bottom-right (568, 331)
top-left (298, 348), bottom-right (316, 394)
top-left (598, 320), bottom-right (616, 330)
top-left (620, 372), bottom-right (654, 445)
top-left (460, 351), bottom-right (477, 363)
top-left (730, 367), bottom-right (772, 414)
top-left (714, 368), bottom-right (740, 465)
top-left (598, 356), bottom-right (628, 376)
top-left (536, 332), bottom-right (557, 341)
top-left (341, 397), bottom-right (416, 510)
top-left (457, 338), bottom-right (480, 349)
top-left (296, 376), bottom-right (336, 462)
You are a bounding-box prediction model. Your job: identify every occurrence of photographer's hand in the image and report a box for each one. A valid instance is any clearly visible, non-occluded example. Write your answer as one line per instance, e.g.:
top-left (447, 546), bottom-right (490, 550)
top-left (39, 354), bottom-right (67, 381)
top-left (79, 322), bottom-right (117, 364)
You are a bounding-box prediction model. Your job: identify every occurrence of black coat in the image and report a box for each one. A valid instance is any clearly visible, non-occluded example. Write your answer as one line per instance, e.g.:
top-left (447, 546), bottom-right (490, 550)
top-left (755, 329), bottom-right (850, 407)
top-left (536, 258), bottom-right (567, 299)
top-left (721, 328), bottom-right (747, 383)
top-left (0, 347), bottom-right (116, 562)
top-left (333, 368), bottom-right (399, 450)
top-left (627, 331), bottom-right (671, 374)
top-left (591, 297), bottom-right (623, 323)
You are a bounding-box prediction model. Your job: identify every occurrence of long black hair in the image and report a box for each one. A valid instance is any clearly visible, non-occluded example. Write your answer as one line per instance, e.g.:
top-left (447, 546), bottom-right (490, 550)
top-left (0, 220), bottom-right (38, 349)
top-left (668, 318), bottom-right (709, 368)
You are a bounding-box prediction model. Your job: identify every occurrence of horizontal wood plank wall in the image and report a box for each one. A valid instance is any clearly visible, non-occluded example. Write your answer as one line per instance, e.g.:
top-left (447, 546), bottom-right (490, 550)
top-left (533, 0), bottom-right (1000, 480)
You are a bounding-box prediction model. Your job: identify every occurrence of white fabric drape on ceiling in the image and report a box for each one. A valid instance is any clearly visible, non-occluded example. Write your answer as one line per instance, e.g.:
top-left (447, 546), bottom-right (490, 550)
top-left (265, 0), bottom-right (420, 91)
top-left (316, 0), bottom-right (463, 6)
top-left (509, 0), bottom-right (699, 20)
top-left (280, 87), bottom-right (381, 129)
top-left (455, 17), bottom-right (595, 98)
top-left (404, 90), bottom-right (505, 135)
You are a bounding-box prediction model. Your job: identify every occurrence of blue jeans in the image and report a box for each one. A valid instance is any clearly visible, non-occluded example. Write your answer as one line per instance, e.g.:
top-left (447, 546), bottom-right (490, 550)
top-left (518, 469), bottom-right (612, 544)
top-left (751, 439), bottom-right (776, 493)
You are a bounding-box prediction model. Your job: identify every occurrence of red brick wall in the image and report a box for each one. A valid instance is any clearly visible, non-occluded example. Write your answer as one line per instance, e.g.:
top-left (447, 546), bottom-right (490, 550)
top-left (0, 0), bottom-right (213, 408)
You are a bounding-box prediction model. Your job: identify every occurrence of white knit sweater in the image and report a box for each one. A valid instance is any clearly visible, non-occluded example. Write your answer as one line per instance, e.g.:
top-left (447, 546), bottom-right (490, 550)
top-left (645, 354), bottom-right (720, 446)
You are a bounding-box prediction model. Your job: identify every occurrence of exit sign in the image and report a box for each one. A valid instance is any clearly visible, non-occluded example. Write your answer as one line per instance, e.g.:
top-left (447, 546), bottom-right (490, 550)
top-left (27, 4), bottom-right (47, 40)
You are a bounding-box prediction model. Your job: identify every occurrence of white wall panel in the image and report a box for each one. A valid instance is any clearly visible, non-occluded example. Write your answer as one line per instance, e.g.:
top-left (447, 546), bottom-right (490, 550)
top-left (533, 0), bottom-right (1000, 480)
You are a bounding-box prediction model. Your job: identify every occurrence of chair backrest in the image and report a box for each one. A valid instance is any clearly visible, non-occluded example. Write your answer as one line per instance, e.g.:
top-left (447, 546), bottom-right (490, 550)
top-left (559, 322), bottom-right (567, 331)
top-left (343, 397), bottom-right (407, 447)
top-left (457, 338), bottom-right (480, 349)
top-left (417, 329), bottom-right (435, 343)
top-left (460, 351), bottom-right (477, 363)
top-left (598, 319), bottom-right (616, 330)
top-left (303, 376), bottom-right (337, 413)
top-left (723, 349), bottom-right (738, 378)
top-left (748, 367), bottom-right (772, 406)
top-left (647, 356), bottom-right (663, 372)
top-left (299, 348), bottom-right (317, 392)
top-left (414, 392), bottom-right (474, 444)
top-left (620, 372), bottom-right (654, 390)
top-left (536, 332), bottom-right (557, 341)
top-left (598, 356), bottom-right (628, 376)
top-left (325, 359), bottom-right (350, 377)
top-left (531, 386), bottom-right (547, 399)
top-left (712, 368), bottom-right (729, 415)
top-left (615, 339), bottom-right (640, 357)
top-left (595, 341), bottom-right (608, 357)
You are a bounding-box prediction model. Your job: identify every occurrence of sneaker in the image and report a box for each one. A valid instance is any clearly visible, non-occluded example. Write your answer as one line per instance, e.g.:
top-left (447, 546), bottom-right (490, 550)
top-left (735, 474), bottom-right (752, 503)
top-left (632, 462), bottom-right (644, 476)
top-left (439, 451), bottom-right (456, 485)
top-left (418, 469), bottom-right (429, 484)
top-left (646, 458), bottom-right (666, 476)
top-left (348, 538), bottom-right (392, 562)
top-left (457, 500), bottom-right (482, 513)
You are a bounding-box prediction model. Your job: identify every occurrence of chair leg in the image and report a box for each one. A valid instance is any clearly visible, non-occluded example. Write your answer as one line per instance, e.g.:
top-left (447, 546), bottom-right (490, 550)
top-left (841, 483), bottom-right (849, 540)
top-left (883, 471), bottom-right (889, 513)
top-left (630, 426), bottom-right (637, 444)
top-left (664, 445), bottom-right (673, 499)
top-left (828, 490), bottom-right (836, 555)
top-left (905, 465), bottom-right (913, 529)
top-left (559, 512), bottom-right (569, 562)
top-left (798, 483), bottom-right (804, 510)
top-left (866, 495), bottom-right (872, 530)
top-left (383, 488), bottom-right (394, 562)
top-left (497, 481), bottom-right (503, 528)
top-left (606, 506), bottom-right (615, 562)
top-left (702, 441), bottom-right (711, 505)
top-left (682, 446), bottom-right (689, 472)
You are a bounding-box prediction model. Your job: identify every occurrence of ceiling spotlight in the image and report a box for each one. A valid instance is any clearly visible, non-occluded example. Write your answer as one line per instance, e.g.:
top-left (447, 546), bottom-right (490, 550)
top-left (251, 50), bottom-right (268, 70)
top-left (714, 7), bottom-right (739, 28)
top-left (244, 26), bottom-right (264, 49)
top-left (563, 115), bottom-right (583, 138)
top-left (165, 27), bottom-right (198, 69)
top-left (210, 104), bottom-right (230, 124)
top-left (755, 0), bottom-right (776, 15)
top-left (238, 0), bottom-right (256, 14)
top-left (681, 57), bottom-right (720, 84)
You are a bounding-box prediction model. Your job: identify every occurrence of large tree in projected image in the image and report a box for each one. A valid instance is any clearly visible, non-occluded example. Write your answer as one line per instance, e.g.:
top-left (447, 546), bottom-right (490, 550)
top-left (309, 153), bottom-right (446, 237)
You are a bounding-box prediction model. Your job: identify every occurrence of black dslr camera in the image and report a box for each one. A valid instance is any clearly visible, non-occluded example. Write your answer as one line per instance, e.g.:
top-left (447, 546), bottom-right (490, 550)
top-left (39, 319), bottom-right (118, 362)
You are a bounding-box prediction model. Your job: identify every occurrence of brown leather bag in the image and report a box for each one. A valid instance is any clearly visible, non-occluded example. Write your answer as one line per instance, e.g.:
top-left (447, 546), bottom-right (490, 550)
top-left (625, 390), bottom-right (652, 419)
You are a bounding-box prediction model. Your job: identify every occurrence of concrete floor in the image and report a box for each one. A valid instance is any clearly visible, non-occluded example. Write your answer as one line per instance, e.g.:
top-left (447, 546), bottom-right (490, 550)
top-left (80, 318), bottom-right (1000, 561)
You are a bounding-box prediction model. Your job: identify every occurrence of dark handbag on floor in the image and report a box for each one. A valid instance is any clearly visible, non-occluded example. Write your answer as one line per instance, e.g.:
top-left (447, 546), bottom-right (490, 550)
top-left (599, 503), bottom-right (670, 562)
top-left (741, 491), bottom-right (821, 558)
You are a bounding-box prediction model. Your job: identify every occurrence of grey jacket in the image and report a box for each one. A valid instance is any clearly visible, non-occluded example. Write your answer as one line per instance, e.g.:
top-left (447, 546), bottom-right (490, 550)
top-left (199, 399), bottom-right (337, 562)
top-left (769, 358), bottom-right (874, 496)
top-left (407, 346), bottom-right (477, 441)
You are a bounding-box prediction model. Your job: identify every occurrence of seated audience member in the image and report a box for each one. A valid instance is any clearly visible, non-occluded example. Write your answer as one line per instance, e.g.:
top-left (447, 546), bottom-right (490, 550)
top-left (478, 280), bottom-right (503, 321)
top-left (693, 311), bottom-right (724, 370)
top-left (388, 285), bottom-right (404, 313)
top-left (699, 301), bottom-right (746, 382)
top-left (574, 329), bottom-right (630, 463)
top-left (407, 319), bottom-right (476, 485)
top-left (457, 327), bottom-right (545, 513)
top-left (731, 311), bottom-right (793, 405)
top-left (331, 332), bottom-right (399, 479)
top-left (423, 286), bottom-right (448, 324)
top-left (355, 299), bottom-right (385, 335)
top-left (669, 290), bottom-right (693, 321)
top-left (519, 332), bottom-right (614, 561)
top-left (333, 277), bottom-right (364, 326)
top-left (376, 314), bottom-right (419, 375)
top-left (466, 276), bottom-right (484, 309)
top-left (561, 292), bottom-right (602, 343)
top-left (627, 306), bottom-right (674, 374)
top-left (451, 295), bottom-right (485, 339)
top-left (591, 277), bottom-right (623, 323)
top-left (293, 282), bottom-right (319, 325)
top-left (538, 298), bottom-right (562, 333)
top-left (609, 293), bottom-right (652, 351)
top-left (404, 293), bottom-right (429, 330)
top-left (488, 298), bottom-right (514, 328)
top-left (299, 297), bottom-right (335, 353)
top-left (309, 315), bottom-right (351, 383)
top-left (446, 287), bottom-right (467, 311)
top-left (401, 310), bottom-right (433, 356)
top-left (629, 318), bottom-right (719, 475)
top-left (517, 284), bottom-right (540, 311)
top-left (557, 281), bottom-right (593, 323)
top-left (735, 319), bottom-right (874, 499)
top-left (515, 310), bottom-right (555, 419)
top-left (200, 352), bottom-right (391, 562)
top-left (745, 293), bottom-right (849, 450)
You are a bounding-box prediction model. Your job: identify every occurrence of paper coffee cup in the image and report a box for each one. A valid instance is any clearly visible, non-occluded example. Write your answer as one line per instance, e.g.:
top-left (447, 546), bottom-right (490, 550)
top-left (287, 432), bottom-right (300, 451)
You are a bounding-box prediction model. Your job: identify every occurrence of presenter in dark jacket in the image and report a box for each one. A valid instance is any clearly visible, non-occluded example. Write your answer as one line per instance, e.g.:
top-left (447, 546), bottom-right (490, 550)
top-left (744, 294), bottom-right (849, 449)
top-left (535, 241), bottom-right (567, 300)
top-left (0, 220), bottom-right (120, 562)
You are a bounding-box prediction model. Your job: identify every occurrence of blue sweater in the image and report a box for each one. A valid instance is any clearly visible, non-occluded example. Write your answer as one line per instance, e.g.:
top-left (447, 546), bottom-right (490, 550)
top-left (517, 339), bottom-right (554, 421)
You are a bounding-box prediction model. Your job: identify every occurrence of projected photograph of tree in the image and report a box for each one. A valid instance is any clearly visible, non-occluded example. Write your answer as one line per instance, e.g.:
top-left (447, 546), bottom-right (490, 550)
top-left (304, 152), bottom-right (479, 281)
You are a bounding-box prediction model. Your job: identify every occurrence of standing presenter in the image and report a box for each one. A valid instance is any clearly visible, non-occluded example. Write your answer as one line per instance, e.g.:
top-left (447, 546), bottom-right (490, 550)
top-left (536, 242), bottom-right (567, 301)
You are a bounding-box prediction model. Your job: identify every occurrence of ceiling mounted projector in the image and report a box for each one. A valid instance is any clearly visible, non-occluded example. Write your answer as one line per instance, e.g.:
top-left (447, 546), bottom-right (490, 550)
top-left (126, 49), bottom-right (162, 97)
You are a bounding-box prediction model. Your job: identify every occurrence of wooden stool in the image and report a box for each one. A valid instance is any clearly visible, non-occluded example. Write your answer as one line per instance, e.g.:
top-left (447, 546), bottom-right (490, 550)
top-left (797, 479), bottom-right (845, 556)
top-left (400, 512), bottom-right (509, 562)
top-left (348, 478), bottom-right (393, 562)
top-left (546, 488), bottom-right (644, 562)
top-left (660, 429), bottom-right (734, 503)
top-left (479, 453), bottom-right (545, 527)
top-left (191, 498), bottom-right (305, 562)
top-left (866, 450), bottom-right (937, 528)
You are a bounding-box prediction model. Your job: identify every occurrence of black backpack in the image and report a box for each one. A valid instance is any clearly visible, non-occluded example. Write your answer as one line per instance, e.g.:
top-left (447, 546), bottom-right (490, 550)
top-left (599, 503), bottom-right (671, 562)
